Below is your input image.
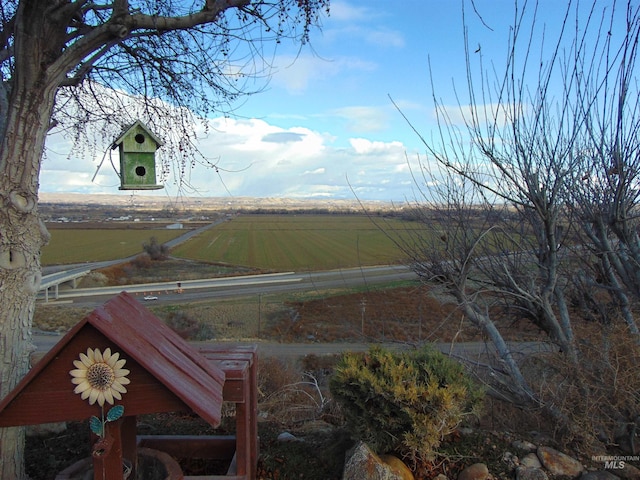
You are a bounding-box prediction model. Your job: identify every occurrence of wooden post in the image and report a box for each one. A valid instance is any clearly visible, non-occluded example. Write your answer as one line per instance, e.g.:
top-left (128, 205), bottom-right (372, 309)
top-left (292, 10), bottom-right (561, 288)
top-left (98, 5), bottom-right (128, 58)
top-left (121, 416), bottom-right (138, 476)
top-left (249, 346), bottom-right (258, 479)
top-left (92, 419), bottom-right (125, 480)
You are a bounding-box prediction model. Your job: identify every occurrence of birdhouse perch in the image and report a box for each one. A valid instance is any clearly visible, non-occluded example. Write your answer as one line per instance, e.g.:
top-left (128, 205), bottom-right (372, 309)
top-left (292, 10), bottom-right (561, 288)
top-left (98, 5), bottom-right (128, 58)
top-left (112, 121), bottom-right (164, 190)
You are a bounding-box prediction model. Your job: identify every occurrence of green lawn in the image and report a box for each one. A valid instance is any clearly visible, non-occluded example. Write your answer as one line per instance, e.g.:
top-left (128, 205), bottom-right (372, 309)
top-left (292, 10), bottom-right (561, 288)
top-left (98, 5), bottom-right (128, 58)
top-left (41, 215), bottom-right (429, 270)
top-left (41, 229), bottom-right (183, 265)
top-left (171, 214), bottom-right (416, 270)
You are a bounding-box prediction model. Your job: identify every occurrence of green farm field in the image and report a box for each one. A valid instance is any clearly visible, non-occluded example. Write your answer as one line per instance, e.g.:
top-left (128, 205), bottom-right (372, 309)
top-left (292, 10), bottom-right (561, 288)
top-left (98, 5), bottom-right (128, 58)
top-left (171, 214), bottom-right (417, 270)
top-left (41, 229), bottom-right (183, 265)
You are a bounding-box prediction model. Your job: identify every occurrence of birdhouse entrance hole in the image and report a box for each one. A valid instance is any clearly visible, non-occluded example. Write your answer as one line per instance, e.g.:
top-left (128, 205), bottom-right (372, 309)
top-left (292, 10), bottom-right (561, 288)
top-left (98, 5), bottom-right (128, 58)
top-left (135, 166), bottom-right (146, 177)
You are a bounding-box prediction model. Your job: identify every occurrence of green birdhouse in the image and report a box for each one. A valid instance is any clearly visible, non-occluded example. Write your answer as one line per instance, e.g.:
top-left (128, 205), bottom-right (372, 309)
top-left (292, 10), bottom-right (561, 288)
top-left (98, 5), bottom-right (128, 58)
top-left (113, 121), bottom-right (164, 190)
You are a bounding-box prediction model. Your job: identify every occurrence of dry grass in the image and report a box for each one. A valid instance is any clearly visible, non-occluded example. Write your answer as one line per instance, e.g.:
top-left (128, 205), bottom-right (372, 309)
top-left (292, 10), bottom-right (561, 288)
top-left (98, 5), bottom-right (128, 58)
top-left (34, 281), bottom-right (546, 344)
top-left (80, 258), bottom-right (260, 287)
top-left (34, 304), bottom-right (93, 332)
top-left (519, 324), bottom-right (640, 451)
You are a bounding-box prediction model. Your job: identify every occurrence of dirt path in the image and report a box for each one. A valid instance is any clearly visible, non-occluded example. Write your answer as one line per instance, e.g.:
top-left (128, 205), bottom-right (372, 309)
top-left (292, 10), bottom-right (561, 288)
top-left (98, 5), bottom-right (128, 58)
top-left (32, 332), bottom-right (554, 363)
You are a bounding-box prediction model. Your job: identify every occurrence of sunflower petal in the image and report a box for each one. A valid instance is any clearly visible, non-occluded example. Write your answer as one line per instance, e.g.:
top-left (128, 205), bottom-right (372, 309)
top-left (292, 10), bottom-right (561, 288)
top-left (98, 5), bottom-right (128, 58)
top-left (94, 349), bottom-right (103, 363)
top-left (106, 351), bottom-right (120, 367)
top-left (69, 369), bottom-right (87, 378)
top-left (74, 382), bottom-right (91, 394)
top-left (88, 389), bottom-right (99, 405)
top-left (79, 352), bottom-right (92, 368)
top-left (103, 389), bottom-right (114, 405)
top-left (111, 382), bottom-right (128, 394)
top-left (113, 359), bottom-right (126, 370)
top-left (115, 369), bottom-right (130, 378)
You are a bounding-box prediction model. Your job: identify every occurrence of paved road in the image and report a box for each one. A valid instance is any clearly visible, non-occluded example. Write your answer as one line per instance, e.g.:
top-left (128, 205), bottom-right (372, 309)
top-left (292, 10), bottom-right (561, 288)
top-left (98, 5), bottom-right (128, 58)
top-left (39, 265), bottom-right (418, 307)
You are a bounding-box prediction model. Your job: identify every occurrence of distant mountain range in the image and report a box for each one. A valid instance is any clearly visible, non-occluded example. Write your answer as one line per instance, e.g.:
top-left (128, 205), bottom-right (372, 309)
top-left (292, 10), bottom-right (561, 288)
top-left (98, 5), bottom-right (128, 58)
top-left (38, 192), bottom-right (406, 212)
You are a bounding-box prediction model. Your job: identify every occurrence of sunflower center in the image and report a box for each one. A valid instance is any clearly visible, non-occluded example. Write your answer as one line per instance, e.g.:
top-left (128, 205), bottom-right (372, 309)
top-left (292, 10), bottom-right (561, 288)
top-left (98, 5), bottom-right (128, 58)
top-left (86, 362), bottom-right (115, 391)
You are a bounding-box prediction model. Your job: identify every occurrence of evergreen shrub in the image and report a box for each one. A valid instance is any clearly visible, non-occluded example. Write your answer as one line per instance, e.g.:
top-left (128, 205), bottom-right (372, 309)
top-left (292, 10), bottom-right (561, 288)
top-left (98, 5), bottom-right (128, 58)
top-left (329, 345), bottom-right (484, 462)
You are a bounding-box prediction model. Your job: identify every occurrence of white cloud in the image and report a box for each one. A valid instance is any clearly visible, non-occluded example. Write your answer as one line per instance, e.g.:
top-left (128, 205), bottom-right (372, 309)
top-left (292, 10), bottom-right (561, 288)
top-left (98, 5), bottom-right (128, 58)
top-left (333, 106), bottom-right (388, 133)
top-left (38, 80), bottom-right (418, 202)
top-left (433, 103), bottom-right (520, 127)
top-left (349, 137), bottom-right (404, 155)
top-left (364, 28), bottom-right (405, 48)
top-left (324, 1), bottom-right (404, 50)
top-left (329, 1), bottom-right (374, 22)
top-left (269, 54), bottom-right (376, 94)
top-left (262, 132), bottom-right (306, 143)
top-left (42, 114), bottom-right (414, 202)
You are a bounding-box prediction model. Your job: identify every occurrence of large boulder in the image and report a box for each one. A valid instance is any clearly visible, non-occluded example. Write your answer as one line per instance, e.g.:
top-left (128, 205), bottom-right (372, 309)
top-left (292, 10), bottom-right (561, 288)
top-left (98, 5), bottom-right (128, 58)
top-left (342, 442), bottom-right (414, 480)
top-left (581, 471), bottom-right (621, 480)
top-left (512, 440), bottom-right (538, 453)
top-left (521, 453), bottom-right (543, 469)
top-left (380, 454), bottom-right (415, 480)
top-left (516, 466), bottom-right (549, 480)
top-left (458, 463), bottom-right (490, 480)
top-left (537, 446), bottom-right (584, 478)
top-left (616, 463), bottom-right (640, 480)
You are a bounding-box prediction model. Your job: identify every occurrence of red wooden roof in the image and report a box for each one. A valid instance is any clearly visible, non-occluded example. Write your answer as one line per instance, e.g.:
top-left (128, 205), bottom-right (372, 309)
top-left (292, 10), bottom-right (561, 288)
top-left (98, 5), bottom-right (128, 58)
top-left (0, 292), bottom-right (224, 428)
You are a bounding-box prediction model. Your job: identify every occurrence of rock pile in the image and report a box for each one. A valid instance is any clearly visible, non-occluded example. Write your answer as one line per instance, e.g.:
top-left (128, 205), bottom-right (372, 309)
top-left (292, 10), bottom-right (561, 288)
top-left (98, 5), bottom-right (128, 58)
top-left (341, 434), bottom-right (640, 480)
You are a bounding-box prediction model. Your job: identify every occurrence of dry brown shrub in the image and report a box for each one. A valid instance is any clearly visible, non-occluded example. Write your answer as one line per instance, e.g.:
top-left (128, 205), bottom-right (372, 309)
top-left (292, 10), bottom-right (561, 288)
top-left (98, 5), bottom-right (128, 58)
top-left (299, 354), bottom-right (344, 425)
top-left (33, 304), bottom-right (92, 332)
top-left (265, 286), bottom-right (465, 343)
top-left (131, 254), bottom-right (152, 269)
top-left (78, 271), bottom-right (109, 288)
top-left (300, 354), bottom-right (339, 378)
top-left (162, 310), bottom-right (215, 340)
top-left (521, 324), bottom-right (640, 451)
top-left (93, 263), bottom-right (130, 285)
top-left (257, 356), bottom-right (331, 425)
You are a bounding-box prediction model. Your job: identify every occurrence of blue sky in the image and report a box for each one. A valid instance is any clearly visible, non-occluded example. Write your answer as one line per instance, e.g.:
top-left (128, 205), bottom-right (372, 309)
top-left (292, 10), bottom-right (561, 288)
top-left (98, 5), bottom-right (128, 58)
top-left (41, 0), bottom-right (614, 202)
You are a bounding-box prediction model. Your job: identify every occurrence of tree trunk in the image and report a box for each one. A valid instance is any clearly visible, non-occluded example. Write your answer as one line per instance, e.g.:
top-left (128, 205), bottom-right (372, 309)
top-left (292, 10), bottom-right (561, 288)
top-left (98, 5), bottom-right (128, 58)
top-left (0, 82), bottom-right (54, 480)
top-left (0, 0), bottom-right (60, 474)
top-left (456, 296), bottom-right (535, 402)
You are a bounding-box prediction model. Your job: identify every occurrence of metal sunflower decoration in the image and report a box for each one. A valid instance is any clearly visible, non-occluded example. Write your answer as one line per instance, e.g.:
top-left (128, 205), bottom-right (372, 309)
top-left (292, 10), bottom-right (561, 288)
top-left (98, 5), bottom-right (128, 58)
top-left (69, 347), bottom-right (131, 438)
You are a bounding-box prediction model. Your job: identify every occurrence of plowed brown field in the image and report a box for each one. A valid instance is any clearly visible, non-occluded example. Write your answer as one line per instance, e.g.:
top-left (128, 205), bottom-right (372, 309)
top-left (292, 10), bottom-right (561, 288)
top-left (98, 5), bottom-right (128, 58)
top-left (264, 285), bottom-right (546, 344)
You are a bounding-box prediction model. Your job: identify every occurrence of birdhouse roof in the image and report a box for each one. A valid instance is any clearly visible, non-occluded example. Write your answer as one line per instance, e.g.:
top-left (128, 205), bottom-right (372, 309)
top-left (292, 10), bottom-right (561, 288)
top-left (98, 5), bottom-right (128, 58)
top-left (0, 292), bottom-right (225, 428)
top-left (112, 120), bottom-right (164, 148)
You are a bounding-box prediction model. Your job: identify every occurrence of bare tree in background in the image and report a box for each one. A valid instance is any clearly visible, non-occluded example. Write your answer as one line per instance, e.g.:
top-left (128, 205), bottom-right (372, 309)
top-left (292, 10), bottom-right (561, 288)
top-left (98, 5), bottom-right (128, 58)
top-left (0, 0), bottom-right (328, 477)
top-left (396, 0), bottom-right (640, 442)
top-left (564, 5), bottom-right (640, 334)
